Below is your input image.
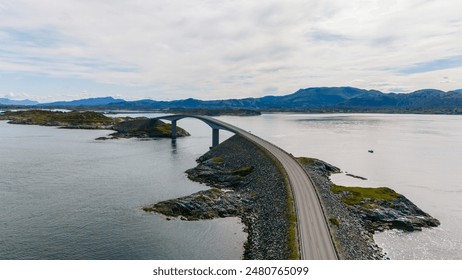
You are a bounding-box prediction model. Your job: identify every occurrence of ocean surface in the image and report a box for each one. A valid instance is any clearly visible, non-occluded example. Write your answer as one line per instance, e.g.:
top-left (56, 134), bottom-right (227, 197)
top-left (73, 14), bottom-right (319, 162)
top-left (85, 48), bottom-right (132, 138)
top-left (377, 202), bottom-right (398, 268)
top-left (1, 113), bottom-right (461, 259)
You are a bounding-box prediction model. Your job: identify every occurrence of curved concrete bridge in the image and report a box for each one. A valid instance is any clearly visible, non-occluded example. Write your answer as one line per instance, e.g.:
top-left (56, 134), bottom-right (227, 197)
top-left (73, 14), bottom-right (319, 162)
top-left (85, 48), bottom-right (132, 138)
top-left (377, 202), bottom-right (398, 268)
top-left (158, 114), bottom-right (236, 148)
top-left (158, 114), bottom-right (339, 260)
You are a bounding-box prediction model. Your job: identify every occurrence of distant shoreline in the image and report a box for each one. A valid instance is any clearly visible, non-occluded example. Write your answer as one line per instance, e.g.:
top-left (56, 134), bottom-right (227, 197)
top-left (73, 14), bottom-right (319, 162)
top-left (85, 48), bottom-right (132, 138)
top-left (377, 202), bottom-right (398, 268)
top-left (2, 86), bottom-right (462, 115)
top-left (0, 110), bottom-right (190, 140)
top-left (2, 105), bottom-right (462, 116)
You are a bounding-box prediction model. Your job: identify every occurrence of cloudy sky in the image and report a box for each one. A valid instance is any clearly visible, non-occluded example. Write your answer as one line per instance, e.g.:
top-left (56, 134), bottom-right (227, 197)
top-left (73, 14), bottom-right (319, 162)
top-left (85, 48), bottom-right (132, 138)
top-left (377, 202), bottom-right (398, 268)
top-left (1, 0), bottom-right (461, 102)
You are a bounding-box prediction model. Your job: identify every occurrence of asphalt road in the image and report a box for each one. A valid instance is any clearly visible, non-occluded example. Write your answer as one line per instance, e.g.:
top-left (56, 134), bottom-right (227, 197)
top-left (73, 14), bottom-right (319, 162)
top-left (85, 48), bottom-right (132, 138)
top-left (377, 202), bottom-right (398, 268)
top-left (199, 116), bottom-right (339, 260)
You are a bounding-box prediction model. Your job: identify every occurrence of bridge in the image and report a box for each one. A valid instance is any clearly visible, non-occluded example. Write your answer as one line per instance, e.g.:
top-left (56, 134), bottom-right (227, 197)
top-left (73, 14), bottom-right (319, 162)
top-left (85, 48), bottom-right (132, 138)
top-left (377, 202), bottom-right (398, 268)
top-left (158, 114), bottom-right (339, 260)
top-left (158, 114), bottom-right (237, 148)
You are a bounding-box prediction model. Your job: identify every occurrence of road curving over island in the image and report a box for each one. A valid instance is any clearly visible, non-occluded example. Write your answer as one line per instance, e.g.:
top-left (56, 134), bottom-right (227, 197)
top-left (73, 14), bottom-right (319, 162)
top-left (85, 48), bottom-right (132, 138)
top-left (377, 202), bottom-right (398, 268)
top-left (160, 115), bottom-right (339, 260)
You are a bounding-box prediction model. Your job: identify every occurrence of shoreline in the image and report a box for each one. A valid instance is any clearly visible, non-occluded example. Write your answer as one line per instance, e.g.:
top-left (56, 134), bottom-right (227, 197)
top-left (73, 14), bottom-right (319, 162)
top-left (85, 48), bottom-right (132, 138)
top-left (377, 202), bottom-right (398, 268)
top-left (145, 135), bottom-right (293, 259)
top-left (145, 135), bottom-right (440, 259)
top-left (0, 110), bottom-right (190, 140)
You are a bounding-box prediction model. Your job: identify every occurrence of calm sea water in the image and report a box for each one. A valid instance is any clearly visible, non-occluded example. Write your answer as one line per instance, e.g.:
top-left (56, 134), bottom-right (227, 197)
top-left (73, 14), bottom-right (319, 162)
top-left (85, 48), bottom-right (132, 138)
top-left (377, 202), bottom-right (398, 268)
top-left (217, 113), bottom-right (462, 260)
top-left (1, 113), bottom-right (461, 259)
top-left (0, 118), bottom-right (245, 259)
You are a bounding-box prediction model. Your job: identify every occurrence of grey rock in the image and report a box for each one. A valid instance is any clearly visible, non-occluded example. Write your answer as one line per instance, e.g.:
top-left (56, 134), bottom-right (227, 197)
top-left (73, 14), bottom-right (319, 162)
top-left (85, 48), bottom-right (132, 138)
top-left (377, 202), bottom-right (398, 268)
top-left (112, 117), bottom-right (190, 139)
top-left (299, 158), bottom-right (440, 259)
top-left (144, 135), bottom-right (291, 259)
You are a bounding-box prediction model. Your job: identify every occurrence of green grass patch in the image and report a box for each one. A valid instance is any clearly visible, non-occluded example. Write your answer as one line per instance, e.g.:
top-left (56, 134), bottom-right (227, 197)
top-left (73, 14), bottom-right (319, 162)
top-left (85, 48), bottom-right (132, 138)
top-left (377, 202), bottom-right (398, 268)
top-left (328, 217), bottom-right (340, 226)
top-left (211, 157), bottom-right (224, 164)
top-left (232, 166), bottom-right (254, 176)
top-left (286, 193), bottom-right (298, 260)
top-left (156, 123), bottom-right (172, 134)
top-left (296, 157), bottom-right (317, 165)
top-left (331, 185), bottom-right (400, 207)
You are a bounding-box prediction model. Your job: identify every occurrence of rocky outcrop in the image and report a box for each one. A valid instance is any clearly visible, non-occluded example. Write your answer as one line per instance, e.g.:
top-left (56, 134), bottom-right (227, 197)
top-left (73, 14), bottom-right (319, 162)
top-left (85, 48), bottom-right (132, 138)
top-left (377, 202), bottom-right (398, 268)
top-left (143, 188), bottom-right (243, 220)
top-left (345, 173), bottom-right (368, 180)
top-left (0, 110), bottom-right (191, 140)
top-left (108, 117), bottom-right (190, 139)
top-left (185, 157), bottom-right (253, 188)
top-left (298, 157), bottom-right (440, 259)
top-left (347, 193), bottom-right (440, 233)
top-left (143, 135), bottom-right (292, 260)
top-left (329, 184), bottom-right (440, 233)
top-left (144, 156), bottom-right (249, 220)
top-left (298, 158), bottom-right (384, 259)
top-left (0, 110), bottom-right (114, 129)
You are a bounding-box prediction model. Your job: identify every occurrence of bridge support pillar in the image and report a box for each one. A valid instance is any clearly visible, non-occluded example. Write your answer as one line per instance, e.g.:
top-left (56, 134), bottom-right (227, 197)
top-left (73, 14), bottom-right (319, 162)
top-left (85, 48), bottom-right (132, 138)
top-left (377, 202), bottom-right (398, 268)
top-left (212, 128), bottom-right (219, 148)
top-left (171, 120), bottom-right (177, 139)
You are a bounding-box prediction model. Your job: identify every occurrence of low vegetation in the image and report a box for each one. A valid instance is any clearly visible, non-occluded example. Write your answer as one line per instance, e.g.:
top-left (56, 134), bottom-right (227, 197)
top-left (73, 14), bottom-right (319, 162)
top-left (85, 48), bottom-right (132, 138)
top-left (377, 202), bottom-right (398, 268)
top-left (296, 157), bottom-right (317, 165)
top-left (155, 123), bottom-right (173, 134)
top-left (328, 217), bottom-right (340, 226)
top-left (331, 185), bottom-right (400, 208)
top-left (0, 110), bottom-right (191, 139)
top-left (211, 157), bottom-right (224, 164)
top-left (232, 166), bottom-right (254, 177)
top-left (0, 110), bottom-right (114, 127)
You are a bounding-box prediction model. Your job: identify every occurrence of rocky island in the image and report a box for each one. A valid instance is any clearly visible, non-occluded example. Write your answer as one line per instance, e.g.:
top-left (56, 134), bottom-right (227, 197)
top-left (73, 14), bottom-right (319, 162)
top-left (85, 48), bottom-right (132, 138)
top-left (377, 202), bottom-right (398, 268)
top-left (0, 110), bottom-right (115, 129)
top-left (144, 135), bottom-right (294, 259)
top-left (106, 117), bottom-right (190, 139)
top-left (296, 157), bottom-right (440, 259)
top-left (0, 110), bottom-right (190, 140)
top-left (145, 135), bottom-right (440, 260)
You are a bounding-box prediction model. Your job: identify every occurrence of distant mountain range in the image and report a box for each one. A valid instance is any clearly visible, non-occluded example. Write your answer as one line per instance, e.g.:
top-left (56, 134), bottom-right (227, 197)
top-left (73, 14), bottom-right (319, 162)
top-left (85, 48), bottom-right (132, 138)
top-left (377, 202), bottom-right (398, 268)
top-left (0, 98), bottom-right (39, 106)
top-left (40, 97), bottom-right (125, 107)
top-left (2, 87), bottom-right (462, 113)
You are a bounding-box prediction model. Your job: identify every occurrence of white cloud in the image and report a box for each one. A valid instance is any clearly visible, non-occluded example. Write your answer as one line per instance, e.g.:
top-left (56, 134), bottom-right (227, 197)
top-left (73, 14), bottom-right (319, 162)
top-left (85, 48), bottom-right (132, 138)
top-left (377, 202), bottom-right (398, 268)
top-left (4, 91), bottom-right (33, 100)
top-left (0, 0), bottom-right (462, 101)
